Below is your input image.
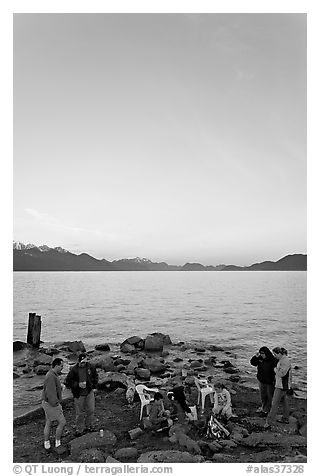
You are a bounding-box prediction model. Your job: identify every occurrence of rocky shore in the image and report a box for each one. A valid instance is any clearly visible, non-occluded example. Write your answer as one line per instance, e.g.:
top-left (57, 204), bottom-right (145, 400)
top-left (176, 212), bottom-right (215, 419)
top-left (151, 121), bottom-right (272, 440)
top-left (13, 333), bottom-right (307, 463)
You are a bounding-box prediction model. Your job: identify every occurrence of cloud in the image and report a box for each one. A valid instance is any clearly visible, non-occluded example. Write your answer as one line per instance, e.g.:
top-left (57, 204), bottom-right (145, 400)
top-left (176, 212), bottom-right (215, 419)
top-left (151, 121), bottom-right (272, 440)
top-left (24, 208), bottom-right (109, 238)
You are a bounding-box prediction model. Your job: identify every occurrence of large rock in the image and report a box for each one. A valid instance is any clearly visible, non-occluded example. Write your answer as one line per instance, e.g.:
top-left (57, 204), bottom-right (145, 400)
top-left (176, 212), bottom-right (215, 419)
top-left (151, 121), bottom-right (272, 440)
top-left (142, 358), bottom-right (166, 374)
top-left (62, 341), bottom-right (86, 354)
top-left (91, 356), bottom-right (116, 372)
top-left (120, 336), bottom-right (144, 353)
top-left (95, 344), bottom-right (111, 352)
top-left (114, 447), bottom-right (138, 461)
top-left (150, 333), bottom-right (172, 345)
top-left (98, 372), bottom-right (136, 403)
top-left (34, 365), bottom-right (50, 375)
top-left (144, 335), bottom-right (164, 352)
top-left (13, 341), bottom-right (28, 351)
top-left (79, 448), bottom-right (106, 463)
top-left (137, 450), bottom-right (197, 463)
top-left (69, 430), bottom-right (117, 458)
top-left (135, 368), bottom-right (151, 379)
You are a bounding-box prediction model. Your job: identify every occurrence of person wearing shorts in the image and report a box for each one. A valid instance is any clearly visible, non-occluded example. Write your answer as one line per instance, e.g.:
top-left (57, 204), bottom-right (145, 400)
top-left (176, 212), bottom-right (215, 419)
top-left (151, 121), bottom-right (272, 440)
top-left (41, 358), bottom-right (66, 449)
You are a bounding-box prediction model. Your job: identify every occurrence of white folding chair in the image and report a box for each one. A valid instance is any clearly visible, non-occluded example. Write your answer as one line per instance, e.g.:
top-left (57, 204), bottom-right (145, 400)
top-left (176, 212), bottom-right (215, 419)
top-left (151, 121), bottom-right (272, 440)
top-left (194, 377), bottom-right (215, 410)
top-left (135, 384), bottom-right (156, 420)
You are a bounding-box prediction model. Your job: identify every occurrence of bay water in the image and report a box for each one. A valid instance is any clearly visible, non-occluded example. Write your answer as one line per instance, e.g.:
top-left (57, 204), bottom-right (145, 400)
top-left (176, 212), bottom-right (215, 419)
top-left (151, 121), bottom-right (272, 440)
top-left (13, 271), bottom-right (307, 413)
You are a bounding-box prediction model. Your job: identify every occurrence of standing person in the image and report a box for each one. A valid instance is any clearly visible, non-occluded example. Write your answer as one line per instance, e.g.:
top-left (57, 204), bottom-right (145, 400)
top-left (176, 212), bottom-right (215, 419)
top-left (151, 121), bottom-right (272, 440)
top-left (264, 347), bottom-right (292, 428)
top-left (212, 382), bottom-right (234, 420)
top-left (65, 353), bottom-right (98, 436)
top-left (250, 346), bottom-right (278, 415)
top-left (41, 358), bottom-right (66, 450)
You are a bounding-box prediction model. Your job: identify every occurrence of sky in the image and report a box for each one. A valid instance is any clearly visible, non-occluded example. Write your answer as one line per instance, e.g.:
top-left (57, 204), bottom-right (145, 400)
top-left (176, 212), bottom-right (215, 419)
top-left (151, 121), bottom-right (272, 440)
top-left (13, 13), bottom-right (307, 266)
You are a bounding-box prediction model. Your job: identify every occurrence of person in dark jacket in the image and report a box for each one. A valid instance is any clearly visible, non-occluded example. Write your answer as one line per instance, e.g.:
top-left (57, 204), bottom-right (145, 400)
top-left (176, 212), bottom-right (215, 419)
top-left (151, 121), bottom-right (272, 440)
top-left (65, 353), bottom-right (98, 435)
top-left (250, 346), bottom-right (278, 415)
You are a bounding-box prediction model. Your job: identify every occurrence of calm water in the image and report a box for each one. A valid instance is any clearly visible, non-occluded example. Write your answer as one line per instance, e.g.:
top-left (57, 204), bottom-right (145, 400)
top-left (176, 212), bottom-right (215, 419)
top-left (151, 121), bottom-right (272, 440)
top-left (13, 271), bottom-right (307, 411)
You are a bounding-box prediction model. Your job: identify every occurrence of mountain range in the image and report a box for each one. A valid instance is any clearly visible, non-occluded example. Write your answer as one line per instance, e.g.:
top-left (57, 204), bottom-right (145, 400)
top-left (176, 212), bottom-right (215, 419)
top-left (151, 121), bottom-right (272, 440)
top-left (13, 242), bottom-right (307, 271)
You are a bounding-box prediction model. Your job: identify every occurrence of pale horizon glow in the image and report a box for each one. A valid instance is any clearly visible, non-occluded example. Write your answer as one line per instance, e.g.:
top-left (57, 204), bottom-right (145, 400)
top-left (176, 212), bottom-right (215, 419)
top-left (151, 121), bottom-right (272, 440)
top-left (13, 13), bottom-right (306, 267)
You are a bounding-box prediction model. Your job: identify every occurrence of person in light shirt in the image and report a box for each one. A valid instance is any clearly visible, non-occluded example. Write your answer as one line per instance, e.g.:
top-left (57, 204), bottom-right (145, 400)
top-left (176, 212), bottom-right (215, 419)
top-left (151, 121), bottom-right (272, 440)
top-left (264, 347), bottom-right (292, 428)
top-left (212, 382), bottom-right (233, 420)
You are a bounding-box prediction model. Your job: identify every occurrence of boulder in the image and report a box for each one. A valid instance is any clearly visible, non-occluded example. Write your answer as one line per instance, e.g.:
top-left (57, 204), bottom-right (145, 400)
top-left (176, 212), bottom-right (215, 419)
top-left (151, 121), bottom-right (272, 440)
top-left (142, 358), bottom-right (166, 374)
top-left (114, 447), bottom-right (138, 461)
top-left (79, 448), bottom-right (105, 463)
top-left (62, 341), bottom-right (86, 354)
top-left (149, 332), bottom-right (172, 345)
top-left (95, 344), bottom-right (111, 352)
top-left (137, 450), bottom-right (197, 463)
top-left (34, 365), bottom-right (50, 375)
top-left (98, 372), bottom-right (135, 403)
top-left (120, 336), bottom-right (144, 353)
top-left (69, 430), bottom-right (117, 458)
top-left (91, 356), bottom-right (116, 372)
top-left (135, 368), bottom-right (151, 379)
top-left (120, 343), bottom-right (136, 354)
top-left (144, 335), bottom-right (163, 352)
top-left (13, 341), bottom-right (28, 351)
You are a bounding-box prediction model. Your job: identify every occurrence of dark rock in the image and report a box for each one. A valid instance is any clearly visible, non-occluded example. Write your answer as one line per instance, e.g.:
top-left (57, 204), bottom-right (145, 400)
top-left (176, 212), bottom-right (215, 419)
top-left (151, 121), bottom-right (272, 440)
top-left (54, 445), bottom-right (68, 456)
top-left (79, 448), bottom-right (105, 463)
top-left (190, 361), bottom-right (202, 369)
top-left (161, 350), bottom-right (170, 357)
top-left (69, 430), bottom-right (117, 458)
top-left (62, 341), bottom-right (86, 354)
top-left (149, 332), bottom-right (172, 345)
top-left (95, 344), bottom-right (111, 352)
top-left (194, 347), bottom-right (206, 353)
top-left (13, 372), bottom-right (20, 379)
top-left (207, 345), bottom-right (224, 352)
top-left (120, 343), bottom-right (136, 354)
top-left (126, 336), bottom-right (144, 346)
top-left (34, 365), bottom-right (50, 375)
top-left (91, 356), bottom-right (116, 372)
top-left (229, 375), bottom-right (240, 382)
top-left (135, 368), bottom-right (151, 379)
top-left (22, 366), bottom-right (32, 374)
top-left (144, 335), bottom-right (164, 352)
top-left (137, 450), bottom-right (197, 463)
top-left (114, 447), bottom-right (138, 461)
top-left (114, 358), bottom-right (131, 366)
top-left (173, 358), bottom-right (183, 362)
top-left (13, 341), bottom-right (28, 352)
top-left (223, 367), bottom-right (239, 374)
top-left (142, 358), bottom-right (166, 374)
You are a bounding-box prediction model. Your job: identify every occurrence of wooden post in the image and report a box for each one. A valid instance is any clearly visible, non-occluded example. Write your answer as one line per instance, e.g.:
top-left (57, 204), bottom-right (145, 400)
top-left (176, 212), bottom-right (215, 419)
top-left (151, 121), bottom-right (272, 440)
top-left (27, 312), bottom-right (42, 348)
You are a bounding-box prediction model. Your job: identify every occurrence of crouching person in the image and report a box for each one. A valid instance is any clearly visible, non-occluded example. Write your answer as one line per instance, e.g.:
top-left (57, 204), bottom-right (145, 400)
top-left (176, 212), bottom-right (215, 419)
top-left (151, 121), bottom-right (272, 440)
top-left (41, 358), bottom-right (66, 449)
top-left (149, 393), bottom-right (173, 433)
top-left (65, 353), bottom-right (98, 436)
top-left (212, 382), bottom-right (234, 420)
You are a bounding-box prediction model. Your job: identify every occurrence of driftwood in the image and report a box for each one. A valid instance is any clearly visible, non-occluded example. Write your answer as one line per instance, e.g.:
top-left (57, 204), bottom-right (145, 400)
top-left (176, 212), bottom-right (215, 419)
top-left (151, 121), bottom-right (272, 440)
top-left (98, 372), bottom-right (136, 403)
